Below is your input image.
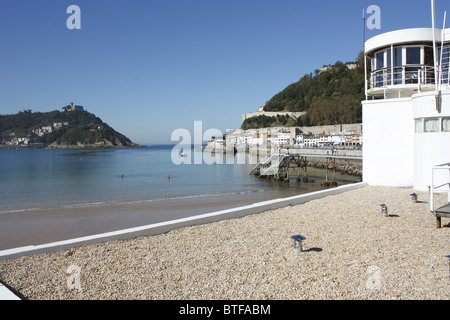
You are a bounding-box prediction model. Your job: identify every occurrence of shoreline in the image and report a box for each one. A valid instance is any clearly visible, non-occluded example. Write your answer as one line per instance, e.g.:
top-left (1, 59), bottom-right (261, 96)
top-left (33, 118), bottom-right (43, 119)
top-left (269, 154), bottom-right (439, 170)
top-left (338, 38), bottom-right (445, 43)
top-left (307, 158), bottom-right (362, 177)
top-left (198, 145), bottom-right (363, 177)
top-left (0, 185), bottom-right (449, 300)
top-left (0, 183), bottom-right (364, 259)
top-left (0, 143), bottom-right (146, 150)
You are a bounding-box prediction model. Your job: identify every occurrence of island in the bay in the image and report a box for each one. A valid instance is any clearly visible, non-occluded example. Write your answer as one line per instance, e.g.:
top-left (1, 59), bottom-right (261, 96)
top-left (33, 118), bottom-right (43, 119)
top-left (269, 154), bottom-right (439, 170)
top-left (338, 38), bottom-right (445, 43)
top-left (0, 103), bottom-right (141, 148)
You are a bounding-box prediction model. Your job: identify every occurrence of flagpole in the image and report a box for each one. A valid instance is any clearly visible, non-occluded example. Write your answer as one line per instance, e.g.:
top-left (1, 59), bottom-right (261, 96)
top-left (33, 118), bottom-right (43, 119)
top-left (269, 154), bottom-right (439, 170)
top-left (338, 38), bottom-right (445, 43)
top-left (439, 11), bottom-right (447, 91)
top-left (431, 0), bottom-right (438, 92)
top-left (363, 8), bottom-right (368, 100)
top-left (363, 8), bottom-right (366, 50)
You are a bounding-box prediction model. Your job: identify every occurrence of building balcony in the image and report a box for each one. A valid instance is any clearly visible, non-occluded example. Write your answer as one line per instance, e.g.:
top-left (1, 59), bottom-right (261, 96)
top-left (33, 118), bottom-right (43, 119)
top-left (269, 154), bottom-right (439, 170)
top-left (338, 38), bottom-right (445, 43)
top-left (367, 64), bottom-right (448, 99)
top-left (365, 28), bottom-right (450, 100)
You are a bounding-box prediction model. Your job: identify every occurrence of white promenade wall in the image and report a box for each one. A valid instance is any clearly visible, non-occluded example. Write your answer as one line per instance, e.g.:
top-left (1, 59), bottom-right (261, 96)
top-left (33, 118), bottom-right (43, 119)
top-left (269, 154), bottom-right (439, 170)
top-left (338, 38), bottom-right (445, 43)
top-left (413, 90), bottom-right (450, 191)
top-left (362, 98), bottom-right (414, 186)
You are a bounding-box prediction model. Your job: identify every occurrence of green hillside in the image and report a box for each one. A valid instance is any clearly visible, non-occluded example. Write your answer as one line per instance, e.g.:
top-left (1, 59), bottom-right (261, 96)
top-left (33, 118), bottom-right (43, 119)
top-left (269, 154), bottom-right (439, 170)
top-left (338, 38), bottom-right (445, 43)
top-left (242, 52), bottom-right (365, 129)
top-left (0, 108), bottom-right (139, 148)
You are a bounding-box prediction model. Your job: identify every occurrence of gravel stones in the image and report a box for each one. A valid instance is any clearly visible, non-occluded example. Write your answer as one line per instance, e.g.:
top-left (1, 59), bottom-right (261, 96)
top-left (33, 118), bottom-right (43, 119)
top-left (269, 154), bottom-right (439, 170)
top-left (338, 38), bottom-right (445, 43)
top-left (0, 186), bottom-right (449, 300)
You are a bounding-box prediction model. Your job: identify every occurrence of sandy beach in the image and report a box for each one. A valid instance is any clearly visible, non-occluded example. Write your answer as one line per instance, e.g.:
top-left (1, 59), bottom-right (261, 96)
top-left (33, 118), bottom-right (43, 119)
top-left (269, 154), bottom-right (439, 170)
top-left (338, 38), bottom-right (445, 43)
top-left (0, 185), bottom-right (449, 300)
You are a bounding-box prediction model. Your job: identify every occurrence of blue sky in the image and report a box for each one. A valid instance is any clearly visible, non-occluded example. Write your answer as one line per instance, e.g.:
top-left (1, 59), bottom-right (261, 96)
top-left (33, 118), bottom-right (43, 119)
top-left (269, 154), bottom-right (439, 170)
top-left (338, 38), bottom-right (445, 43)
top-left (0, 0), bottom-right (448, 144)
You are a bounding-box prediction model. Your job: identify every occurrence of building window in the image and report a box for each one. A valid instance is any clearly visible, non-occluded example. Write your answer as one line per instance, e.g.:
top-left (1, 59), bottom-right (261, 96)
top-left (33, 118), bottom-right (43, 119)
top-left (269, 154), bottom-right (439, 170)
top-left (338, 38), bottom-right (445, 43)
top-left (370, 46), bottom-right (435, 88)
top-left (393, 47), bottom-right (402, 66)
top-left (375, 52), bottom-right (384, 70)
top-left (415, 119), bottom-right (423, 133)
top-left (405, 47), bottom-right (421, 84)
top-left (416, 117), bottom-right (450, 133)
top-left (442, 118), bottom-right (450, 132)
top-left (385, 48), bottom-right (392, 85)
top-left (425, 47), bottom-right (434, 66)
top-left (424, 118), bottom-right (440, 133)
top-left (406, 47), bottom-right (421, 65)
top-left (393, 47), bottom-right (403, 85)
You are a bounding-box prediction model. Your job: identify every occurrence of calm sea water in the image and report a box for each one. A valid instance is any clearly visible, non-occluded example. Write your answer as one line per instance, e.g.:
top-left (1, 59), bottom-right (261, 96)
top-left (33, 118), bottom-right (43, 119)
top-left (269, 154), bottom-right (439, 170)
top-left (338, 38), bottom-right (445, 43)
top-left (0, 145), bottom-right (359, 213)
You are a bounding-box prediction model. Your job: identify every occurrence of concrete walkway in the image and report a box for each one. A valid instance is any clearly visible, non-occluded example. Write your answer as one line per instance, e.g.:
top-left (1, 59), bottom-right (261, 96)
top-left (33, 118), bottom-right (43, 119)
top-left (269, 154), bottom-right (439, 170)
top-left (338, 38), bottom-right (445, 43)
top-left (0, 282), bottom-right (21, 300)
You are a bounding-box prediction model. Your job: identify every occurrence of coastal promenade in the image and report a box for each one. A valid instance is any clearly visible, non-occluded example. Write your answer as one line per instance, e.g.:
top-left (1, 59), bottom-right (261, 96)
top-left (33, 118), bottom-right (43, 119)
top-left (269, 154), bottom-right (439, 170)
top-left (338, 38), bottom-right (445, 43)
top-left (0, 183), bottom-right (366, 260)
top-left (0, 184), bottom-right (449, 300)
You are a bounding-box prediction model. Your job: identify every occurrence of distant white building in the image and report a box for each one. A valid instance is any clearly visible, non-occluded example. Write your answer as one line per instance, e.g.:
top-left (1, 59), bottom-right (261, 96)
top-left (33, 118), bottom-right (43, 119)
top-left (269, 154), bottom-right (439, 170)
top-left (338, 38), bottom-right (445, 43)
top-left (247, 136), bottom-right (262, 146)
top-left (269, 132), bottom-right (290, 145)
top-left (295, 132), bottom-right (361, 147)
top-left (303, 136), bottom-right (320, 147)
top-left (331, 134), bottom-right (345, 146)
top-left (318, 134), bottom-right (332, 146)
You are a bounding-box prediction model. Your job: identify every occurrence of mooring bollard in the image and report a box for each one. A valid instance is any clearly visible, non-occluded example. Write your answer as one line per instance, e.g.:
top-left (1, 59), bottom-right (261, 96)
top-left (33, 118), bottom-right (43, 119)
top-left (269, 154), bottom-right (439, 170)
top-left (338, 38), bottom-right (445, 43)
top-left (410, 193), bottom-right (418, 203)
top-left (380, 204), bottom-right (388, 217)
top-left (291, 235), bottom-right (306, 253)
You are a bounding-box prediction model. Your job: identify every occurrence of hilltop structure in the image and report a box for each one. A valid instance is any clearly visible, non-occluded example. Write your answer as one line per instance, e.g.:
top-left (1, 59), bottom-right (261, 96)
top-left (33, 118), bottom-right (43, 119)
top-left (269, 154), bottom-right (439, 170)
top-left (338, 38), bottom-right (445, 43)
top-left (61, 102), bottom-right (84, 112)
top-left (242, 108), bottom-right (306, 123)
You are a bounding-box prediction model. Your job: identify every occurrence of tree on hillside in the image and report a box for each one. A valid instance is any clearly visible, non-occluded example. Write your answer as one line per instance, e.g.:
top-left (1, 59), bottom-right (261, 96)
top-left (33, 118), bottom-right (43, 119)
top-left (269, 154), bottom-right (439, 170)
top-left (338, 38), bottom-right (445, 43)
top-left (255, 51), bottom-right (365, 129)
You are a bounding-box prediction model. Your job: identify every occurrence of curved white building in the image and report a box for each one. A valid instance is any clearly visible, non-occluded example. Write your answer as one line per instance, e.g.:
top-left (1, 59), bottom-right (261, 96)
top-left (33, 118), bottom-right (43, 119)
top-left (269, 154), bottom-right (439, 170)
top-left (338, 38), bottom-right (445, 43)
top-left (362, 26), bottom-right (450, 191)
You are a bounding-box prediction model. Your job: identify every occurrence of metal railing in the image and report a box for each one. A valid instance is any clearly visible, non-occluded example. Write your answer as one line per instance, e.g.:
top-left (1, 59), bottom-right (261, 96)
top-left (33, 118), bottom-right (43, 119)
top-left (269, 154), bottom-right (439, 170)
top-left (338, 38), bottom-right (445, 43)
top-left (368, 65), bottom-right (443, 89)
top-left (430, 162), bottom-right (450, 212)
top-left (440, 46), bottom-right (449, 86)
top-left (368, 45), bottom-right (450, 92)
top-left (249, 153), bottom-right (288, 176)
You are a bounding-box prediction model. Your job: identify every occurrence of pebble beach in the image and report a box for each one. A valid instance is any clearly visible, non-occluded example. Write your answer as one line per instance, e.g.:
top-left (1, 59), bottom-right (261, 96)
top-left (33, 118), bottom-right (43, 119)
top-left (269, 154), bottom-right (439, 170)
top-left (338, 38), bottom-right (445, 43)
top-left (0, 185), bottom-right (449, 300)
